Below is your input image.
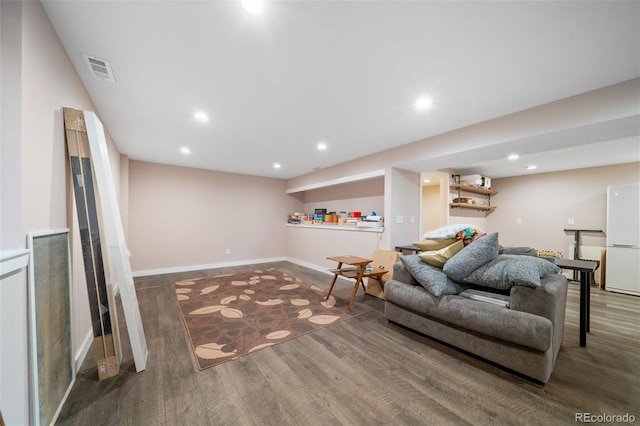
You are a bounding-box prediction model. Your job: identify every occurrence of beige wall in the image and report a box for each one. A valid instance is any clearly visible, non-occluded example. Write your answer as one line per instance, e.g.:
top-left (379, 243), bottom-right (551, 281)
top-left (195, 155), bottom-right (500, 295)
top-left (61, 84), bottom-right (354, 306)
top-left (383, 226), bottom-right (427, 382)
top-left (300, 177), bottom-right (384, 216)
top-left (285, 226), bottom-right (385, 270)
top-left (421, 185), bottom-right (440, 233)
top-left (387, 167), bottom-right (421, 247)
top-left (1, 2), bottom-right (27, 423)
top-left (127, 161), bottom-right (302, 274)
top-left (487, 162), bottom-right (640, 254)
top-left (1, 5), bottom-right (126, 423)
top-left (21, 0), bottom-right (125, 364)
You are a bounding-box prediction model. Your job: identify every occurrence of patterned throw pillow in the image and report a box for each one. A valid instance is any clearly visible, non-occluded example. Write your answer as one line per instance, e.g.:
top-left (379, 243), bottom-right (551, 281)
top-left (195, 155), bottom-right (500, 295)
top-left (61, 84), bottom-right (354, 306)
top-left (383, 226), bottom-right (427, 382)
top-left (400, 254), bottom-right (464, 297)
top-left (443, 232), bottom-right (500, 282)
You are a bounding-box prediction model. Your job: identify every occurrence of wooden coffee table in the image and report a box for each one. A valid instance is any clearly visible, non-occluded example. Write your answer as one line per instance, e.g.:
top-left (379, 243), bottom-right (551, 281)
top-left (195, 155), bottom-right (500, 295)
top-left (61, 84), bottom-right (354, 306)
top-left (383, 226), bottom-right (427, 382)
top-left (326, 255), bottom-right (387, 310)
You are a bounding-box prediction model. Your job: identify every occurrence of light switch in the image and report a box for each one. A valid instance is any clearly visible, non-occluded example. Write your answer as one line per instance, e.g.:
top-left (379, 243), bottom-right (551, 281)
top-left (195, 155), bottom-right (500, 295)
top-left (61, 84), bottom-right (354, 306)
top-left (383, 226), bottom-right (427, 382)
top-left (396, 215), bottom-right (404, 224)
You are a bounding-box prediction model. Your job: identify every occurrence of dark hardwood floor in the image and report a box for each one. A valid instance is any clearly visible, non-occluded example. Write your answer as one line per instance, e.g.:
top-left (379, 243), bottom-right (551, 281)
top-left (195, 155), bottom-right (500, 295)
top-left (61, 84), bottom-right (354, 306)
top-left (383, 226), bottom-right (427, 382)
top-left (56, 261), bottom-right (640, 425)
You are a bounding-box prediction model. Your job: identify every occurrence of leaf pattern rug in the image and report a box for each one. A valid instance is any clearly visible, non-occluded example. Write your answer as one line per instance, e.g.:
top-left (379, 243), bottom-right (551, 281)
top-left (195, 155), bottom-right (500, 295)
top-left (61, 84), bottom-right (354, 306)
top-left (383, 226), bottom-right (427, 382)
top-left (174, 268), bottom-right (370, 370)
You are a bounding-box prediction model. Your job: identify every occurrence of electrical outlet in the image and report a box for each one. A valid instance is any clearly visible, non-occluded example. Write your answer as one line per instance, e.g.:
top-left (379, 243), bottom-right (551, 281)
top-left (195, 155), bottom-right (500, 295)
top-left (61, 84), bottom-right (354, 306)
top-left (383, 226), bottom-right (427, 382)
top-left (568, 218), bottom-right (575, 225)
top-left (396, 215), bottom-right (404, 224)
top-left (225, 248), bottom-right (231, 255)
top-left (516, 218), bottom-right (522, 225)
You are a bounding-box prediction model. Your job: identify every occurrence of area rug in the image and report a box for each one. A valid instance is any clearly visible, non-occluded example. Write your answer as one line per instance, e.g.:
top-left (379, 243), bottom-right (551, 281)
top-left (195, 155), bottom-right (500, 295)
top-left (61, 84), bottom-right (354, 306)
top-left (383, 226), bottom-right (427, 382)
top-left (174, 268), bottom-right (370, 370)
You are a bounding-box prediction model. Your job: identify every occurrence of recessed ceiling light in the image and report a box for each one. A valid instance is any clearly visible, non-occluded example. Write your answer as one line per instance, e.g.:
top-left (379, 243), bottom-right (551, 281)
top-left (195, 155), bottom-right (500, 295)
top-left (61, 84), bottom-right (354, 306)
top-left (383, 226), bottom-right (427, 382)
top-left (526, 165), bottom-right (537, 170)
top-left (273, 163), bottom-right (281, 169)
top-left (508, 154), bottom-right (519, 160)
top-left (193, 110), bottom-right (209, 123)
top-left (241, 0), bottom-right (264, 14)
top-left (414, 96), bottom-right (433, 111)
top-left (180, 147), bottom-right (191, 155)
top-left (317, 142), bottom-right (328, 151)
top-left (423, 179), bottom-right (431, 183)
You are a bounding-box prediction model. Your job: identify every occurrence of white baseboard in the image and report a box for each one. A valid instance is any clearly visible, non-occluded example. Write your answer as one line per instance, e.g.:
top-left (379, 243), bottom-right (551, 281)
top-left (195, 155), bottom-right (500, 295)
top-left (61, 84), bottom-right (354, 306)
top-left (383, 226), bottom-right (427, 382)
top-left (283, 257), bottom-right (330, 275)
top-left (75, 331), bottom-right (93, 373)
top-left (132, 256), bottom-right (289, 277)
top-left (133, 256), bottom-right (344, 281)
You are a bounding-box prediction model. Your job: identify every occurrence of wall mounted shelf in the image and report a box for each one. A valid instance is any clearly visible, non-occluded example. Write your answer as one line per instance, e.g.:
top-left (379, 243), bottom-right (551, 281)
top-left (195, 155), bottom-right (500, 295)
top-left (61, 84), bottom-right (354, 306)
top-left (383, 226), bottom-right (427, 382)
top-left (449, 177), bottom-right (498, 211)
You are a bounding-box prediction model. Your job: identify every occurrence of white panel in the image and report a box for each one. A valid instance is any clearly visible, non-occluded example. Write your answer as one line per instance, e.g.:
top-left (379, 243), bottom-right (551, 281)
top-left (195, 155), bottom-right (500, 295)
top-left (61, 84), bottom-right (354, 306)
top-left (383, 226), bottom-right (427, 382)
top-left (84, 112), bottom-right (148, 372)
top-left (606, 246), bottom-right (640, 296)
top-left (607, 183), bottom-right (640, 246)
top-left (0, 255), bottom-right (30, 425)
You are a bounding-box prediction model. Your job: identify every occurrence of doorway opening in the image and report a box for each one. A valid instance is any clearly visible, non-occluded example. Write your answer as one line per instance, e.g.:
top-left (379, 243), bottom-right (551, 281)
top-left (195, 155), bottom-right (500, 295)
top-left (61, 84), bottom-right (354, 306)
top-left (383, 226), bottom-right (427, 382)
top-left (419, 171), bottom-right (449, 238)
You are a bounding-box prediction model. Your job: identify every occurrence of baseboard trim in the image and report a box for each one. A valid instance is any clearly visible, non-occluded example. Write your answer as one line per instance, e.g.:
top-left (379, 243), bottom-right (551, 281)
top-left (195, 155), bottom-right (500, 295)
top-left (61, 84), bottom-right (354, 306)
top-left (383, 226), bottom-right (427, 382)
top-left (284, 257), bottom-right (333, 276)
top-left (132, 256), bottom-right (345, 280)
top-left (75, 331), bottom-right (93, 373)
top-left (132, 257), bottom-right (289, 277)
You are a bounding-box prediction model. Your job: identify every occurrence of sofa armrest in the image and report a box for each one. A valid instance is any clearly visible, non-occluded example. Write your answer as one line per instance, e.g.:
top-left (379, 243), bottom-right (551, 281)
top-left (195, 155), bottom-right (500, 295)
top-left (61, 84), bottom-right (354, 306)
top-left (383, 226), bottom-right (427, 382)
top-left (509, 273), bottom-right (568, 323)
top-left (499, 246), bottom-right (538, 256)
top-left (392, 261), bottom-right (418, 286)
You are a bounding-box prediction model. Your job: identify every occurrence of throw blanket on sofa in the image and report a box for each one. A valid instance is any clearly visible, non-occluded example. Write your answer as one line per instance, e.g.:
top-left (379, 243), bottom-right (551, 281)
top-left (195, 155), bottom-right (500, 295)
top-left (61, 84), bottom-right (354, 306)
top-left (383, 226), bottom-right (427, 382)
top-left (422, 223), bottom-right (483, 240)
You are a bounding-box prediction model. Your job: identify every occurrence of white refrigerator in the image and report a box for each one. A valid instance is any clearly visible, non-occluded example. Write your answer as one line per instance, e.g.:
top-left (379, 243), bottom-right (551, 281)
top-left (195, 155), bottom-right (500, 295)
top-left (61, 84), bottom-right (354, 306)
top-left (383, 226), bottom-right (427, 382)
top-left (606, 183), bottom-right (640, 296)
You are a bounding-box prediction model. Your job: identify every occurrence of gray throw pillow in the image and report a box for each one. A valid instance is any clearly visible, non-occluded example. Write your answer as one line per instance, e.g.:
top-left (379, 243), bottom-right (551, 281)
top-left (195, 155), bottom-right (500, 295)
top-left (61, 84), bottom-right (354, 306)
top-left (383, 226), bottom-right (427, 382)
top-left (443, 232), bottom-right (500, 282)
top-left (400, 254), bottom-right (464, 297)
top-left (464, 254), bottom-right (560, 290)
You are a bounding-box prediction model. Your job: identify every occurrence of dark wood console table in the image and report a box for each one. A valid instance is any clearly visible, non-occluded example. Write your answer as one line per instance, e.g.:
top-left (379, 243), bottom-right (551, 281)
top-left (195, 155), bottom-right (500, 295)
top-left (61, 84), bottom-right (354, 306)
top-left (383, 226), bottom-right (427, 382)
top-left (394, 244), bottom-right (421, 254)
top-left (554, 258), bottom-right (598, 347)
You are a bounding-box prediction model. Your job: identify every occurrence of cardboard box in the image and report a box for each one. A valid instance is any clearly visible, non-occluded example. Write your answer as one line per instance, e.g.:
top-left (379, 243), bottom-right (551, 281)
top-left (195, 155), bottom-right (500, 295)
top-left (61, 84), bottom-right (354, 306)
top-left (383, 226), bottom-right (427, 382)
top-left (94, 333), bottom-right (119, 381)
top-left (365, 250), bottom-right (401, 299)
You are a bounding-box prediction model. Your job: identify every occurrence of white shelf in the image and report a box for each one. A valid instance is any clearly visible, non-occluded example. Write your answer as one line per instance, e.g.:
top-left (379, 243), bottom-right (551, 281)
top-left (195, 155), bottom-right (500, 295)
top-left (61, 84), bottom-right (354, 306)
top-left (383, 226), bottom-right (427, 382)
top-left (0, 249), bottom-right (31, 277)
top-left (285, 224), bottom-right (384, 233)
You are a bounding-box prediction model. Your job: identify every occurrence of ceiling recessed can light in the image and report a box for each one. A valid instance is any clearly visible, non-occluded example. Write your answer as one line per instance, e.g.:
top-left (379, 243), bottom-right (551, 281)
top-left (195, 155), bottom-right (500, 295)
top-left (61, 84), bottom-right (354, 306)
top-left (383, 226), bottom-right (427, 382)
top-left (193, 110), bottom-right (209, 123)
top-left (508, 154), bottom-right (519, 160)
top-left (273, 163), bottom-right (281, 169)
top-left (241, 0), bottom-right (264, 14)
top-left (317, 142), bottom-right (328, 151)
top-left (180, 147), bottom-right (191, 155)
top-left (526, 165), bottom-right (537, 170)
top-left (414, 96), bottom-right (433, 111)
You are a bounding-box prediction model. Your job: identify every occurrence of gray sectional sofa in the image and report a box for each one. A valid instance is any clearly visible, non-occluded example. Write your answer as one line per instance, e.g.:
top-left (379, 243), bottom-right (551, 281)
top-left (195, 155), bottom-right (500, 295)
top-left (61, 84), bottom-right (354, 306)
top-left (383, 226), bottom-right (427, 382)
top-left (383, 233), bottom-right (568, 384)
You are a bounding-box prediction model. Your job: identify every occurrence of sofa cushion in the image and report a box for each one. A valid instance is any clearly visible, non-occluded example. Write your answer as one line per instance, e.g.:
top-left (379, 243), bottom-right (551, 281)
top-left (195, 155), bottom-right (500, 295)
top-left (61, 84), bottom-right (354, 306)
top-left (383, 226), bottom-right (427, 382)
top-left (418, 240), bottom-right (464, 268)
top-left (412, 237), bottom-right (458, 251)
top-left (443, 232), bottom-right (500, 282)
top-left (400, 254), bottom-right (464, 297)
top-left (465, 255), bottom-right (560, 290)
top-left (499, 246), bottom-right (538, 256)
top-left (384, 280), bottom-right (553, 352)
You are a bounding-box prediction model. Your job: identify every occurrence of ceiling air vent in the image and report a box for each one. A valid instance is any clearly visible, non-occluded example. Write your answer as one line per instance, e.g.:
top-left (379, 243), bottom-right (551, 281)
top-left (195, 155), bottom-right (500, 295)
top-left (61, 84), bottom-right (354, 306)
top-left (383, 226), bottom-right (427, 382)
top-left (82, 54), bottom-right (116, 82)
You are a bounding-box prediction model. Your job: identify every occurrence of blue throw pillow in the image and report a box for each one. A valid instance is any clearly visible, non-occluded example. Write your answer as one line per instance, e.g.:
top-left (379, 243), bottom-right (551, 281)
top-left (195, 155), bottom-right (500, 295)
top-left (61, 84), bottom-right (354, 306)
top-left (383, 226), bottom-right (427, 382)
top-left (400, 254), bottom-right (464, 297)
top-left (465, 255), bottom-right (560, 289)
top-left (443, 232), bottom-right (500, 282)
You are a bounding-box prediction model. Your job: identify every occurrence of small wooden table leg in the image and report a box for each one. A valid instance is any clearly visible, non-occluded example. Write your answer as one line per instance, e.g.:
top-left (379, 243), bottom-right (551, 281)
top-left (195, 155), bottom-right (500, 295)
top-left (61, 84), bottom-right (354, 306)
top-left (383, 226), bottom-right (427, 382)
top-left (326, 262), bottom-right (342, 301)
top-left (347, 266), bottom-right (367, 310)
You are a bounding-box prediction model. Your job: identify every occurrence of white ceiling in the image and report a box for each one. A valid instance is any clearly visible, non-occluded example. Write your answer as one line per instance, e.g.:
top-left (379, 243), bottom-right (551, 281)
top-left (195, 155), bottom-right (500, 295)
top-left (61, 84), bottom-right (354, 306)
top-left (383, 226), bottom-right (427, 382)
top-left (41, 1), bottom-right (640, 180)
